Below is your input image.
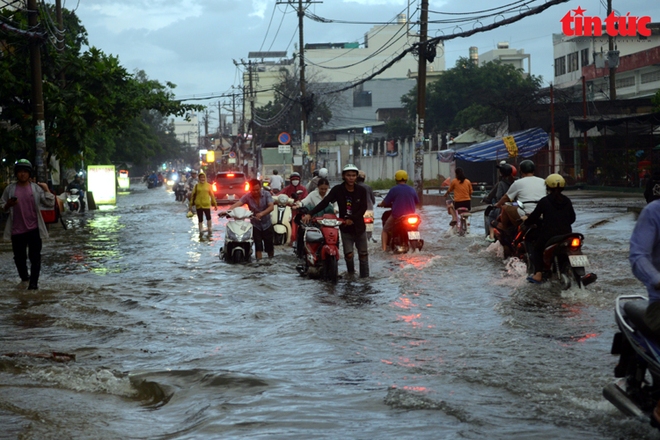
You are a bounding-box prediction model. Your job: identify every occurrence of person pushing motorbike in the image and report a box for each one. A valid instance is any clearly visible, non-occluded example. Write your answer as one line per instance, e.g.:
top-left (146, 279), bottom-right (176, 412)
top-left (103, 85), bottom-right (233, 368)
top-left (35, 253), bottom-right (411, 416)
top-left (303, 164), bottom-right (370, 278)
top-left (521, 174), bottom-right (576, 284)
top-left (1, 159), bottom-right (56, 290)
top-left (378, 170), bottom-right (419, 252)
top-left (226, 179), bottom-right (275, 260)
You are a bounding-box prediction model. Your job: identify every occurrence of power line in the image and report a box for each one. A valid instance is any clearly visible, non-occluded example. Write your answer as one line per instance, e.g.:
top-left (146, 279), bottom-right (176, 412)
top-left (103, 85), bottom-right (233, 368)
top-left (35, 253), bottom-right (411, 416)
top-left (318, 0), bottom-right (571, 97)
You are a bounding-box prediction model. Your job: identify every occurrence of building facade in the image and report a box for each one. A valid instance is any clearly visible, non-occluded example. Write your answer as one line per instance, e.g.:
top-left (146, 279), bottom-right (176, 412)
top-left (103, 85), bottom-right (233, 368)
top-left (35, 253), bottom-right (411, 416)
top-left (553, 23), bottom-right (660, 100)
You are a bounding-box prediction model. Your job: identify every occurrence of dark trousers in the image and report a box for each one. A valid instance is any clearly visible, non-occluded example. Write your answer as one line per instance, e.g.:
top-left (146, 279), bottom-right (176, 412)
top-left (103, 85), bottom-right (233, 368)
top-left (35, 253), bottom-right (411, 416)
top-left (11, 228), bottom-right (42, 283)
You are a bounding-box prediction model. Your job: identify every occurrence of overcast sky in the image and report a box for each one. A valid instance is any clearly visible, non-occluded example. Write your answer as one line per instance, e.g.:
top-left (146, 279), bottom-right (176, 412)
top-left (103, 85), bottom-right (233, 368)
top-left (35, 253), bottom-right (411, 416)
top-left (74, 0), bottom-right (659, 119)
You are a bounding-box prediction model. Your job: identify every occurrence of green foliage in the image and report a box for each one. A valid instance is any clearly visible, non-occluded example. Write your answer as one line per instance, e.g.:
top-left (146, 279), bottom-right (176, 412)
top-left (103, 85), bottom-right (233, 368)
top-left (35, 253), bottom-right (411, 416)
top-left (0, 5), bottom-right (202, 171)
top-left (383, 117), bottom-right (414, 139)
top-left (401, 58), bottom-right (544, 133)
top-left (653, 90), bottom-right (660, 111)
top-left (251, 69), bottom-right (338, 144)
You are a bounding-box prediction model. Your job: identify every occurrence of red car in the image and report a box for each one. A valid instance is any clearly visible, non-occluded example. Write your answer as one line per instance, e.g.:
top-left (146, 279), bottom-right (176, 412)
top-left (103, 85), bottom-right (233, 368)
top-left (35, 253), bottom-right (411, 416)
top-left (212, 172), bottom-right (250, 204)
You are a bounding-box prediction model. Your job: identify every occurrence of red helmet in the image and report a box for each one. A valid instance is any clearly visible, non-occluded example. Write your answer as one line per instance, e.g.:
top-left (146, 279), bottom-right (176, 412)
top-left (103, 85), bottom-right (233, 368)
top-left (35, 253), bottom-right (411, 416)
top-left (510, 165), bottom-right (517, 177)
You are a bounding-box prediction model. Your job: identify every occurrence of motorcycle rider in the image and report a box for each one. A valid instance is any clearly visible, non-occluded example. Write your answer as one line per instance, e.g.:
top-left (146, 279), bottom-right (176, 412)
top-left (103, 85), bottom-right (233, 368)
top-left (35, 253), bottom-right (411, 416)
top-left (494, 159), bottom-right (546, 231)
top-left (306, 167), bottom-right (328, 193)
top-left (226, 178), bottom-right (275, 260)
top-left (303, 164), bottom-right (369, 278)
top-left (378, 170), bottom-right (419, 252)
top-left (67, 175), bottom-right (86, 212)
top-left (629, 198), bottom-right (660, 424)
top-left (281, 172), bottom-right (308, 201)
top-left (268, 169), bottom-right (284, 193)
top-left (521, 174), bottom-right (576, 284)
top-left (1, 159), bottom-right (56, 290)
top-left (483, 164), bottom-right (516, 242)
top-left (442, 167), bottom-right (473, 227)
top-left (186, 170), bottom-right (199, 207)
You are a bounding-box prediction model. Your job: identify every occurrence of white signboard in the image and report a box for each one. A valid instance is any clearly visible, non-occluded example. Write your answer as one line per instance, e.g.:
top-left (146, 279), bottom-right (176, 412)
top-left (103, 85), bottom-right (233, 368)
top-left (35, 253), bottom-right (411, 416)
top-left (87, 165), bottom-right (116, 205)
top-left (278, 144), bottom-right (291, 154)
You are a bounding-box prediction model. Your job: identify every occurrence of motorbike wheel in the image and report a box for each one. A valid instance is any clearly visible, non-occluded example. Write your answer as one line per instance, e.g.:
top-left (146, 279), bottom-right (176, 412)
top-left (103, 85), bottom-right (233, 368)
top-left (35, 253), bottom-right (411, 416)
top-left (324, 257), bottom-right (338, 284)
top-left (559, 261), bottom-right (572, 290)
top-left (232, 249), bottom-right (245, 264)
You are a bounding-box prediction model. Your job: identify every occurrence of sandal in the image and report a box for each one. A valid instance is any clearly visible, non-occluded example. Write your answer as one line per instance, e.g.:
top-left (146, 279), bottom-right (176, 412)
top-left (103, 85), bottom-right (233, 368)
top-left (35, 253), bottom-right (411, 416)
top-left (526, 276), bottom-right (544, 284)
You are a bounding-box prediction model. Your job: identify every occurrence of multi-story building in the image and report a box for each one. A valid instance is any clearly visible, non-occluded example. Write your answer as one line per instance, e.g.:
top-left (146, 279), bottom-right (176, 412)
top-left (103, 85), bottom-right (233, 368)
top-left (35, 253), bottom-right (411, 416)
top-left (553, 23), bottom-right (660, 100)
top-left (475, 42), bottom-right (532, 74)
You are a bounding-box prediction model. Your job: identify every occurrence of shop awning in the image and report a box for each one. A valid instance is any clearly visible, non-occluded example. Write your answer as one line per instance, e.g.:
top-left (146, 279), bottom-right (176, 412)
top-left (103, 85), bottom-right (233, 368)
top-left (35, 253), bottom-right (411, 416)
top-left (438, 127), bottom-right (549, 163)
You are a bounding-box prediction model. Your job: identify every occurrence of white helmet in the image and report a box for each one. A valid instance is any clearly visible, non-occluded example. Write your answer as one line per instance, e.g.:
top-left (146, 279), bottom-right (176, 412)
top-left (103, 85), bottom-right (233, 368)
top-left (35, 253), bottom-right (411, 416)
top-left (342, 163), bottom-right (359, 174)
top-left (318, 168), bottom-right (328, 178)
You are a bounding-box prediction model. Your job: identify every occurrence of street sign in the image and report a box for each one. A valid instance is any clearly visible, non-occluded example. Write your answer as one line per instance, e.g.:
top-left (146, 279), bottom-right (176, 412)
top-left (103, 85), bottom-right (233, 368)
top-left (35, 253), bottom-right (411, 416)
top-left (278, 132), bottom-right (291, 145)
top-left (278, 144), bottom-right (291, 154)
top-left (228, 151), bottom-right (236, 158)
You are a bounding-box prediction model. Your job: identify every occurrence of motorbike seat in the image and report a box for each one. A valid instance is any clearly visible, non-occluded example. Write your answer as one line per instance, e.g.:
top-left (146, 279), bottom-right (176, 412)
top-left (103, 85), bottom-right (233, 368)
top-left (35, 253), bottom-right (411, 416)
top-left (304, 228), bottom-right (324, 243)
top-left (544, 232), bottom-right (584, 247)
top-left (456, 207), bottom-right (471, 216)
top-left (622, 300), bottom-right (660, 344)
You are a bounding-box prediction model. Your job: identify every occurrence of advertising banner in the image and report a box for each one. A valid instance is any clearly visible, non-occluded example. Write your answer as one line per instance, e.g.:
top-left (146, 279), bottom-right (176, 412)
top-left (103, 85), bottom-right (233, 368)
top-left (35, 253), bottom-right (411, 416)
top-left (88, 165), bottom-right (117, 205)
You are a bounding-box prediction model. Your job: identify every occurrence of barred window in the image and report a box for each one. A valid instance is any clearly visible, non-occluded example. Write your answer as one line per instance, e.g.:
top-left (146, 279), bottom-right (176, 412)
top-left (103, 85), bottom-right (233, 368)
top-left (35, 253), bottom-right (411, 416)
top-left (580, 48), bottom-right (590, 68)
top-left (641, 70), bottom-right (660, 84)
top-left (554, 56), bottom-right (566, 76)
top-left (615, 76), bottom-right (635, 88)
top-left (567, 52), bottom-right (579, 72)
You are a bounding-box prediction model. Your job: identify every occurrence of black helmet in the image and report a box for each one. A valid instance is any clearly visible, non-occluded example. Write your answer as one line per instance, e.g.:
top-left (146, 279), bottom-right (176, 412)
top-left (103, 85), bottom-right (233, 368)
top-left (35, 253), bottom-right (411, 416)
top-left (497, 164), bottom-right (513, 177)
top-left (14, 159), bottom-right (33, 175)
top-left (519, 160), bottom-right (535, 174)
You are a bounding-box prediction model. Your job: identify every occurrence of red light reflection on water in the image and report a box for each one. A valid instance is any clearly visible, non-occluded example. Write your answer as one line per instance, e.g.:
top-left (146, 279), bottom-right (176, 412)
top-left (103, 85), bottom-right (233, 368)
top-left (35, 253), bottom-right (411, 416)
top-left (393, 296), bottom-right (416, 309)
top-left (398, 313), bottom-right (422, 328)
top-left (576, 333), bottom-right (599, 342)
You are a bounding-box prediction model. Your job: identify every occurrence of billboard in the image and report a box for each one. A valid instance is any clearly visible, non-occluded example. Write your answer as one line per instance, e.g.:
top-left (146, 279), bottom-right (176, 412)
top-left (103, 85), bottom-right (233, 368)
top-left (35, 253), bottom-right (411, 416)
top-left (87, 165), bottom-right (116, 205)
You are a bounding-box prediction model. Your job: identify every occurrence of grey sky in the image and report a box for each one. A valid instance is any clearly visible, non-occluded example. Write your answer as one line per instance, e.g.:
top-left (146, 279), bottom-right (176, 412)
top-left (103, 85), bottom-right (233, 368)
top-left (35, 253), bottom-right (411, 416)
top-left (74, 0), bottom-right (659, 108)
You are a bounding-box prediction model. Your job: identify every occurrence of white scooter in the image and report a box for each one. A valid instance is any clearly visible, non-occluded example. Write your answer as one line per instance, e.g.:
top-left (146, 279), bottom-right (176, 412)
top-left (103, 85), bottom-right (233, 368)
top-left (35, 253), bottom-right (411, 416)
top-left (219, 207), bottom-right (254, 264)
top-left (271, 193), bottom-right (294, 246)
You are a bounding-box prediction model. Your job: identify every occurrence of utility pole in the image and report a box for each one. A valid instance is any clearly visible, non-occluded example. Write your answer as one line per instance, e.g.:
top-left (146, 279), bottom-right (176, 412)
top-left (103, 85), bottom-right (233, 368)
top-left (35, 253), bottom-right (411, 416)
top-left (607, 0), bottom-right (616, 100)
top-left (297, 0), bottom-right (307, 144)
top-left (28, 0), bottom-right (47, 182)
top-left (277, 1), bottom-right (321, 147)
top-left (55, 0), bottom-right (65, 86)
top-left (414, 0), bottom-right (429, 205)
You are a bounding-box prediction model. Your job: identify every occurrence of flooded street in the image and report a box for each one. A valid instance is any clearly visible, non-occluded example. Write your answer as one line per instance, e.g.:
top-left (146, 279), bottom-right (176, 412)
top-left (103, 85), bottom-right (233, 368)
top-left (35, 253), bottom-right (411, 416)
top-left (0, 184), bottom-right (655, 439)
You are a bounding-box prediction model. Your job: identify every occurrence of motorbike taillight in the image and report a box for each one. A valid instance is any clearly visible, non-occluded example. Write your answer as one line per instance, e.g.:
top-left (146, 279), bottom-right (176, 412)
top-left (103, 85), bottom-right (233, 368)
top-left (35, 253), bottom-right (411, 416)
top-left (245, 182), bottom-right (250, 192)
top-left (407, 216), bottom-right (419, 226)
top-left (570, 237), bottom-right (581, 248)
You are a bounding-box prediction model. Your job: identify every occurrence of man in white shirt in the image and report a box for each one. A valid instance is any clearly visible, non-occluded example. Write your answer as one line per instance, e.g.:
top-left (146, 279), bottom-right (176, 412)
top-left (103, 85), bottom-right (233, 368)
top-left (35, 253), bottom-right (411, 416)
top-left (268, 170), bottom-right (284, 192)
top-left (494, 159), bottom-right (546, 230)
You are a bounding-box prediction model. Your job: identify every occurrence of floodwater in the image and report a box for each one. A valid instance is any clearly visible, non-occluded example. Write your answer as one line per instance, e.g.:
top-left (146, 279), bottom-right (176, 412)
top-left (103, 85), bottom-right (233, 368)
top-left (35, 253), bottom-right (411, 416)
top-left (0, 185), bottom-right (655, 439)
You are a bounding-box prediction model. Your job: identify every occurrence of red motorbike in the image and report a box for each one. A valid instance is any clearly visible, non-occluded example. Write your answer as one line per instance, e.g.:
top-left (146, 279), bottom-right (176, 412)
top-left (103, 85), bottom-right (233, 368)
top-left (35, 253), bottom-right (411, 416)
top-left (296, 213), bottom-right (343, 283)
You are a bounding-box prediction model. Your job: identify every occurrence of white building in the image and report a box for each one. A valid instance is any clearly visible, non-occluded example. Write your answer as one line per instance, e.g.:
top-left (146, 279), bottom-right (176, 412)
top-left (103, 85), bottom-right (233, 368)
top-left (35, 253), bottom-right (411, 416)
top-left (553, 23), bottom-right (660, 100)
top-left (473, 42), bottom-right (532, 74)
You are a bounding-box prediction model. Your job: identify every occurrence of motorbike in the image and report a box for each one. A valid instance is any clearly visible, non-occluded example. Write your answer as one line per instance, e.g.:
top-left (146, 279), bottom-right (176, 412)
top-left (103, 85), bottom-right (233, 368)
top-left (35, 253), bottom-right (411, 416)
top-left (381, 210), bottom-right (423, 253)
top-left (604, 295), bottom-right (660, 428)
top-left (174, 181), bottom-right (187, 202)
top-left (446, 197), bottom-right (471, 237)
top-left (296, 213), bottom-right (343, 283)
top-left (218, 207), bottom-right (254, 264)
top-left (364, 210), bottom-right (375, 242)
top-left (521, 227), bottom-right (597, 289)
top-left (271, 194), bottom-right (294, 246)
top-left (65, 188), bottom-right (84, 213)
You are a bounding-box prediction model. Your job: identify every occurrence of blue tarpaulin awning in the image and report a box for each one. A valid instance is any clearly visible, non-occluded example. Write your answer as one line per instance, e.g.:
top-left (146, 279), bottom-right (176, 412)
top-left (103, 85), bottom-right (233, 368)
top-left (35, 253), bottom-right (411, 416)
top-left (437, 127), bottom-right (549, 163)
